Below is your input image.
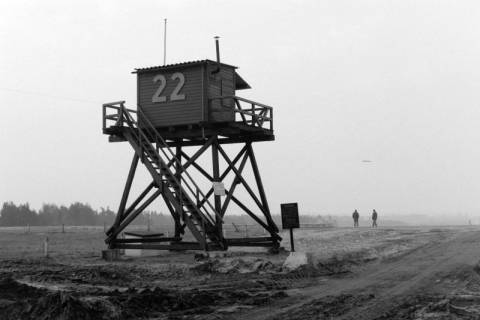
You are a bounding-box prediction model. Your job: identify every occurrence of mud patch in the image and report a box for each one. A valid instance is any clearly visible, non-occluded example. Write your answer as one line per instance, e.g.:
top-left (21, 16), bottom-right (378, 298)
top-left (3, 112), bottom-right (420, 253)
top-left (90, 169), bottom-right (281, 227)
top-left (374, 295), bottom-right (446, 320)
top-left (0, 277), bottom-right (117, 320)
top-left (0, 276), bottom-right (288, 320)
top-left (192, 257), bottom-right (278, 274)
top-left (373, 294), bottom-right (480, 320)
top-left (29, 265), bottom-right (138, 285)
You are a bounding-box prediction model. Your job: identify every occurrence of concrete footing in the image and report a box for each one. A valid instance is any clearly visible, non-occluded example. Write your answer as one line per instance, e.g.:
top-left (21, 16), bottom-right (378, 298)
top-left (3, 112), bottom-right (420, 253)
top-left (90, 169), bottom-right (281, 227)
top-left (282, 252), bottom-right (313, 271)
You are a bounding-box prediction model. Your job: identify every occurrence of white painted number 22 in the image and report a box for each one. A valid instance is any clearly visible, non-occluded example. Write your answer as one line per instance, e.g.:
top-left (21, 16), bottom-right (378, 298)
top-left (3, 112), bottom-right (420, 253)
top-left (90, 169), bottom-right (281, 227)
top-left (152, 72), bottom-right (186, 103)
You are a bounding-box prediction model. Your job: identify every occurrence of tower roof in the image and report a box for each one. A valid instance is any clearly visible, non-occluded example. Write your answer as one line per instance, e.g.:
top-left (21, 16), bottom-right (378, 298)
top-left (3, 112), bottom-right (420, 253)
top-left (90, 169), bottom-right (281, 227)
top-left (132, 59), bottom-right (237, 73)
top-left (132, 59), bottom-right (250, 89)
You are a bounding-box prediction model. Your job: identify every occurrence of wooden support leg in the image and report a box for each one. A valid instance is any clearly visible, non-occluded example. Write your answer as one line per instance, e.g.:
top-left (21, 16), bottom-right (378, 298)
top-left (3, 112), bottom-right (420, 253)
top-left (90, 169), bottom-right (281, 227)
top-left (211, 138), bottom-right (223, 235)
top-left (174, 144), bottom-right (183, 221)
top-left (247, 143), bottom-right (278, 233)
top-left (107, 154), bottom-right (139, 237)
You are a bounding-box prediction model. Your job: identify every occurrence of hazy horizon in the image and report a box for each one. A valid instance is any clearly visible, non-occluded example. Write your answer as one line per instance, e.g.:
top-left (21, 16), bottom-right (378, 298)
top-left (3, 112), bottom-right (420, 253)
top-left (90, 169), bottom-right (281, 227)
top-left (1, 1), bottom-right (480, 219)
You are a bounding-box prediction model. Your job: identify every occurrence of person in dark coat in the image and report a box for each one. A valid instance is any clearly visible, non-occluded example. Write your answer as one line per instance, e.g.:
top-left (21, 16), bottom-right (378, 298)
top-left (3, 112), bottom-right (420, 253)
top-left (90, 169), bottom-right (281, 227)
top-left (352, 209), bottom-right (359, 227)
top-left (372, 209), bottom-right (378, 228)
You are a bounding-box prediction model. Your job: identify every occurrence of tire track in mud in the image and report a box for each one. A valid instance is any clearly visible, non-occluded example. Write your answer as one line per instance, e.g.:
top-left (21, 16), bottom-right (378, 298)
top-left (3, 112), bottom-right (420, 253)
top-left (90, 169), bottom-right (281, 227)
top-left (236, 229), bottom-right (480, 320)
top-left (336, 231), bottom-right (480, 320)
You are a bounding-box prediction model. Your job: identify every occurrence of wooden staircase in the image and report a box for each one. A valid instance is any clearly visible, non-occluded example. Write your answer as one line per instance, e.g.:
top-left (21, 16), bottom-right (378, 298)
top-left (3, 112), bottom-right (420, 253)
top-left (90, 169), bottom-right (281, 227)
top-left (104, 102), bottom-right (226, 250)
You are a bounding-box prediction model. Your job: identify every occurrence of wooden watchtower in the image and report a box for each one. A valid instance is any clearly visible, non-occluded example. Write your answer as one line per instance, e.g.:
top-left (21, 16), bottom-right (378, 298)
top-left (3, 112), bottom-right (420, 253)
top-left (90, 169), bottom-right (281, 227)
top-left (102, 39), bottom-right (281, 251)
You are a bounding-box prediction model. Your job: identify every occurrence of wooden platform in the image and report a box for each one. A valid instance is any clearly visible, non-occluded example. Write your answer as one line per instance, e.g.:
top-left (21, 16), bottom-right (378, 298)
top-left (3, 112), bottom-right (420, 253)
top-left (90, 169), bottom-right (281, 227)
top-left (104, 121), bottom-right (275, 147)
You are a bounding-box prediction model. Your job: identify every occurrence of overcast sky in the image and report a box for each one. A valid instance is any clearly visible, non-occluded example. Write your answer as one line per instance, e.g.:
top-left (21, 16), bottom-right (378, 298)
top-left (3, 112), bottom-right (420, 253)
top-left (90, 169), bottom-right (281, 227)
top-left (1, 1), bottom-right (479, 218)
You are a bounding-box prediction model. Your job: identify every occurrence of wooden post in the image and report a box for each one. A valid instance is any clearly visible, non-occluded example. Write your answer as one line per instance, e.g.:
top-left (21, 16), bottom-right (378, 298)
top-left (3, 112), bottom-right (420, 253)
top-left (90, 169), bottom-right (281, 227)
top-left (202, 219), bottom-right (207, 252)
top-left (62, 224), bottom-right (65, 233)
top-left (44, 237), bottom-right (49, 258)
top-left (110, 154), bottom-right (139, 235)
top-left (289, 228), bottom-right (295, 252)
top-left (247, 144), bottom-right (277, 232)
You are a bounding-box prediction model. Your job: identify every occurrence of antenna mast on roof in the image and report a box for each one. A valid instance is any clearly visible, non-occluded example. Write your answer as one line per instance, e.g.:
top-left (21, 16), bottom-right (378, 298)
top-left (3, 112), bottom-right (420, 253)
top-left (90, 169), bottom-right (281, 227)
top-left (163, 18), bottom-right (167, 65)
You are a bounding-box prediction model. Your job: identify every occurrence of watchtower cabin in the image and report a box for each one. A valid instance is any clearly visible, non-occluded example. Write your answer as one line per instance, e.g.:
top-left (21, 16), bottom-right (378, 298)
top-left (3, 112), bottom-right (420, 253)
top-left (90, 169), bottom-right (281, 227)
top-left (102, 40), bottom-right (280, 252)
top-left (132, 59), bottom-right (273, 145)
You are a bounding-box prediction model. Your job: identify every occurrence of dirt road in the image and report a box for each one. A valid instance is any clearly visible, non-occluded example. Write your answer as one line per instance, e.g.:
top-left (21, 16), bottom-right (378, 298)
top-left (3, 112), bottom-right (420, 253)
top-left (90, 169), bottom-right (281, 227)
top-left (239, 228), bottom-right (480, 319)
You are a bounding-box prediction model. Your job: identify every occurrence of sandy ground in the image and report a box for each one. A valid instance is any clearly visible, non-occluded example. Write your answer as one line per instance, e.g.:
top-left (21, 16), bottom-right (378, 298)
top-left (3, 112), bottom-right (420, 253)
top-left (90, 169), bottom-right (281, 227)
top-left (0, 226), bottom-right (479, 319)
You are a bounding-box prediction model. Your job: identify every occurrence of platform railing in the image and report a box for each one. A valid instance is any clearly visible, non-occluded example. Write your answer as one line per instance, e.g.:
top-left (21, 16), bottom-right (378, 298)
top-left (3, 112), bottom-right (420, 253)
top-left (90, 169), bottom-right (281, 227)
top-left (102, 101), bottom-right (137, 131)
top-left (102, 101), bottom-right (222, 228)
top-left (210, 96), bottom-right (273, 131)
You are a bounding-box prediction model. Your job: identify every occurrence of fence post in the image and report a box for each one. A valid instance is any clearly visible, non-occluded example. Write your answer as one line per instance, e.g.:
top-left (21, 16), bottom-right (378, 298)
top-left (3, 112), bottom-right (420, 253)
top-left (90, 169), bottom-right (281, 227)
top-left (203, 220), bottom-right (207, 251)
top-left (43, 237), bottom-right (49, 258)
top-left (244, 224), bottom-right (248, 238)
top-left (62, 224), bottom-right (65, 233)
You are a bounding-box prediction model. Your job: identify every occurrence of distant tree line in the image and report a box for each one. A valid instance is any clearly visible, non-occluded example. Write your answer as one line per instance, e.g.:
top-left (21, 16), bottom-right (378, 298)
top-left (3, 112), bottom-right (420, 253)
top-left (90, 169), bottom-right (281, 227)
top-left (0, 202), bottom-right (159, 227)
top-left (0, 201), bottom-right (336, 227)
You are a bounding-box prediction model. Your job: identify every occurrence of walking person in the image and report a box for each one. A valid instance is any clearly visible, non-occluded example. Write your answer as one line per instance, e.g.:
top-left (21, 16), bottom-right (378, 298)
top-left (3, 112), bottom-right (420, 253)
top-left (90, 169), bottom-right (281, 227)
top-left (372, 209), bottom-right (378, 228)
top-left (352, 209), bottom-right (359, 228)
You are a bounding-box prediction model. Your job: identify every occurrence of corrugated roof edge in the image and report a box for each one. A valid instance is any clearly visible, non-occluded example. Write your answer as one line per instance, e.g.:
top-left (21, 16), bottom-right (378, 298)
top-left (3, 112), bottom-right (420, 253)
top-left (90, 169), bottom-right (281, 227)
top-left (132, 59), bottom-right (238, 73)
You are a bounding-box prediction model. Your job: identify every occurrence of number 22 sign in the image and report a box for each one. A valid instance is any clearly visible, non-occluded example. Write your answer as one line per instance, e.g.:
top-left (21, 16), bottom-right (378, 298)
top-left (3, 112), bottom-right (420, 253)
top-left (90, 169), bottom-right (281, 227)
top-left (152, 72), bottom-right (186, 103)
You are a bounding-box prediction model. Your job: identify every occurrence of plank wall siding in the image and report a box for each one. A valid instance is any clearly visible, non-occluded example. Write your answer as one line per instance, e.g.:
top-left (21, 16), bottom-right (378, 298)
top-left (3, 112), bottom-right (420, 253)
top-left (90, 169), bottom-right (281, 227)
top-left (138, 65), bottom-right (205, 127)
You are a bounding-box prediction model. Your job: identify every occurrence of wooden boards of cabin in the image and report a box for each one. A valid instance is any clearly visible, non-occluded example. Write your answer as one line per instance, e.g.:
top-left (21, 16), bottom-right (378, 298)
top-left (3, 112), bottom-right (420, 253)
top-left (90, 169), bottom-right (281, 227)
top-left (136, 60), bottom-right (239, 128)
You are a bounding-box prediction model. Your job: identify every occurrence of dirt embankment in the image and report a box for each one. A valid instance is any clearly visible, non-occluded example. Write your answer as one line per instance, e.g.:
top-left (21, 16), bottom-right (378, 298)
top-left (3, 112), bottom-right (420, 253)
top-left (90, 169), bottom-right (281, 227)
top-left (0, 255), bottom-right (296, 320)
top-left (0, 274), bottom-right (289, 320)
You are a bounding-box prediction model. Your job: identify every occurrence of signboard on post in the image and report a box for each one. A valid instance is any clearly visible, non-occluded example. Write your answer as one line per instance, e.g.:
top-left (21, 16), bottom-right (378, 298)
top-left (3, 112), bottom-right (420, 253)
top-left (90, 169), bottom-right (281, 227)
top-left (281, 203), bottom-right (299, 229)
top-left (281, 203), bottom-right (299, 252)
